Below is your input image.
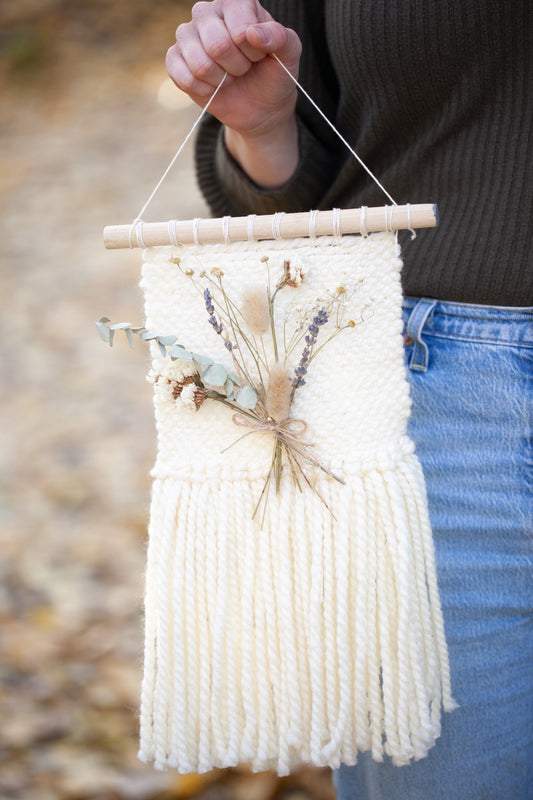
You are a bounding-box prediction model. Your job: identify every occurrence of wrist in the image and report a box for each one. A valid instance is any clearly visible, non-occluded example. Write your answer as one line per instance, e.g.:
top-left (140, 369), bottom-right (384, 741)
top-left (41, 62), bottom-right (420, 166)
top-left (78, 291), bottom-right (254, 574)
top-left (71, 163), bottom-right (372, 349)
top-left (224, 115), bottom-right (299, 189)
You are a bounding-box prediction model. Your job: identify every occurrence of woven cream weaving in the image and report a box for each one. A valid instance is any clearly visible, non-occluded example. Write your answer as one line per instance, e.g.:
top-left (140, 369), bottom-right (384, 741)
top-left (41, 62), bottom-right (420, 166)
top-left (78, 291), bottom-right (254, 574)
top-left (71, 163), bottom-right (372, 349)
top-left (138, 231), bottom-right (454, 776)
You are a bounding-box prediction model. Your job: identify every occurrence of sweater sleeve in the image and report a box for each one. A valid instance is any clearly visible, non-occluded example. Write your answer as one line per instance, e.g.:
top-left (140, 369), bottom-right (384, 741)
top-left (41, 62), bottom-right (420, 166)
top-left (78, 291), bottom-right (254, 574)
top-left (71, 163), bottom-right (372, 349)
top-left (195, 114), bottom-right (337, 217)
top-left (194, 0), bottom-right (342, 217)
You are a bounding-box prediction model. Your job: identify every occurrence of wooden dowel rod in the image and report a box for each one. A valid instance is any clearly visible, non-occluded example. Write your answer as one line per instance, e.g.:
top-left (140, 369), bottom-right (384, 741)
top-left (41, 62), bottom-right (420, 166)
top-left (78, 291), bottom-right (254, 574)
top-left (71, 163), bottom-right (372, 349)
top-left (103, 204), bottom-right (438, 250)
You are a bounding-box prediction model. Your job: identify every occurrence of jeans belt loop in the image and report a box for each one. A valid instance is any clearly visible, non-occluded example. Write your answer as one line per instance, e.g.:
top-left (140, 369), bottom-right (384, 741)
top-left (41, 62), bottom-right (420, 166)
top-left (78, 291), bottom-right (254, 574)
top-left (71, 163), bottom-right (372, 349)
top-left (406, 298), bottom-right (438, 372)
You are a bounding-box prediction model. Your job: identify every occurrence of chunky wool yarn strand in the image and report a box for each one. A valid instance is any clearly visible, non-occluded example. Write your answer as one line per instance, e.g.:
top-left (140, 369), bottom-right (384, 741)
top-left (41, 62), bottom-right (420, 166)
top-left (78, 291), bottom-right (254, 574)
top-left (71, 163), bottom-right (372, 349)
top-left (138, 232), bottom-right (454, 775)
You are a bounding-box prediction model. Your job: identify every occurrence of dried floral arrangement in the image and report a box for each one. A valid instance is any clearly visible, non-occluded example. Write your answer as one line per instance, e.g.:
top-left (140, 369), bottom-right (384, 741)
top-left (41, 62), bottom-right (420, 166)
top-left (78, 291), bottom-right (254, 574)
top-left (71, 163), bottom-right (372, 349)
top-left (98, 256), bottom-right (364, 521)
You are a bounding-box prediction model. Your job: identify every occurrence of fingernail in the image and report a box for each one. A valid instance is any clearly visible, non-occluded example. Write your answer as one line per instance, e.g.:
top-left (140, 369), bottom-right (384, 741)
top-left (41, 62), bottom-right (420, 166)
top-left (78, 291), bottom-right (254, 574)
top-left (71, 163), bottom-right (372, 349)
top-left (252, 25), bottom-right (271, 46)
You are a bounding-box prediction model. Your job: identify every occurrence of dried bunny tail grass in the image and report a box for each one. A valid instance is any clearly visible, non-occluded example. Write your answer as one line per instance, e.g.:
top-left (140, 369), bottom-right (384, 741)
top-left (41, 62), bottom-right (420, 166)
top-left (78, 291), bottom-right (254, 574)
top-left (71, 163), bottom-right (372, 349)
top-left (265, 363), bottom-right (292, 422)
top-left (241, 284), bottom-right (270, 336)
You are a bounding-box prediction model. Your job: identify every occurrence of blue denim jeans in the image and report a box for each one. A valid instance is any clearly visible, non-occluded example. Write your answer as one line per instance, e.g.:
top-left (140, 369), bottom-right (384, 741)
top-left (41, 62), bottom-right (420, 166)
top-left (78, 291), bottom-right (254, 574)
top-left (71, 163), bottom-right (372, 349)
top-left (334, 298), bottom-right (533, 799)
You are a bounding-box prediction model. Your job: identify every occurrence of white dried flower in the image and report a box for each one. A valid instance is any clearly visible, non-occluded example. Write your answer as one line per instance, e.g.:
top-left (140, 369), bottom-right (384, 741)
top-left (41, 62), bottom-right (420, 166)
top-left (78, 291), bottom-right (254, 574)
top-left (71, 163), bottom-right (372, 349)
top-left (160, 358), bottom-right (198, 383)
top-left (180, 382), bottom-right (199, 412)
top-left (285, 258), bottom-right (307, 287)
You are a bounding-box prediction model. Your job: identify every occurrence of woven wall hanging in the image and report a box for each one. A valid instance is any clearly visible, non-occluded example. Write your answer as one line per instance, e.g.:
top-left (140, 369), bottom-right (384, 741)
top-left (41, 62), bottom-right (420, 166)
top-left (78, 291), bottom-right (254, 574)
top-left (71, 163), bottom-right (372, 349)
top-left (101, 58), bottom-right (454, 776)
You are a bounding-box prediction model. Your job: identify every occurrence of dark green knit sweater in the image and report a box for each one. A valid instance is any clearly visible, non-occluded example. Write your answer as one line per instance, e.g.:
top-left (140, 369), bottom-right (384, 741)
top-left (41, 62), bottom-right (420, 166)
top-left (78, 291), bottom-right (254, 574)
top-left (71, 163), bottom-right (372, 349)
top-left (195, 0), bottom-right (532, 305)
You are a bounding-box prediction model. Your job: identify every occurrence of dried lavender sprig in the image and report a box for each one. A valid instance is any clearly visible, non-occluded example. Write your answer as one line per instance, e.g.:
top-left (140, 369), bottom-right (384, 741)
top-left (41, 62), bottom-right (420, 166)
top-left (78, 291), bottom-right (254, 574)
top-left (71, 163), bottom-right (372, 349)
top-left (205, 283), bottom-right (258, 386)
top-left (291, 308), bottom-right (328, 395)
top-left (203, 287), bottom-right (223, 335)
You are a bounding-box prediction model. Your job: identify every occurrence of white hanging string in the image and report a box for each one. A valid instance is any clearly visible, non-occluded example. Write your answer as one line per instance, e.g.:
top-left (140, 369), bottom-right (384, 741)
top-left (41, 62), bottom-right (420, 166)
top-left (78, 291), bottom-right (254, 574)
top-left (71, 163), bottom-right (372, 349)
top-left (131, 53), bottom-right (399, 236)
top-left (132, 73), bottom-right (228, 227)
top-left (271, 54), bottom-right (398, 207)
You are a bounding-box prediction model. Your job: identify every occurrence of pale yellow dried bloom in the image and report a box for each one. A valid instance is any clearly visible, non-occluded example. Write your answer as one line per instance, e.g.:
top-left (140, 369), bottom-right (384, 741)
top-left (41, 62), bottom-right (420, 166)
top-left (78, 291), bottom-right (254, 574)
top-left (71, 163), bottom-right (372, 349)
top-left (241, 284), bottom-right (270, 336)
top-left (160, 358), bottom-right (198, 383)
top-left (265, 363), bottom-right (292, 422)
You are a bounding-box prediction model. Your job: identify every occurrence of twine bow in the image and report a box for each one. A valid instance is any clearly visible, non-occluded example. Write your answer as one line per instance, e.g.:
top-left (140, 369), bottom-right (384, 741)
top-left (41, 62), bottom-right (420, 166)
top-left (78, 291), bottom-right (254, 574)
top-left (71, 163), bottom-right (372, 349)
top-left (230, 413), bottom-right (308, 445)
top-left (223, 412), bottom-right (345, 522)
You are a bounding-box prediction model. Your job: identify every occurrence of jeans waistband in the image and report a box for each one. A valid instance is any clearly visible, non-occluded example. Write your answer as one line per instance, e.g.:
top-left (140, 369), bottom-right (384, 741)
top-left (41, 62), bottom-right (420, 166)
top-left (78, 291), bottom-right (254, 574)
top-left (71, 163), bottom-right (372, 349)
top-left (402, 297), bottom-right (533, 372)
top-left (402, 297), bottom-right (533, 346)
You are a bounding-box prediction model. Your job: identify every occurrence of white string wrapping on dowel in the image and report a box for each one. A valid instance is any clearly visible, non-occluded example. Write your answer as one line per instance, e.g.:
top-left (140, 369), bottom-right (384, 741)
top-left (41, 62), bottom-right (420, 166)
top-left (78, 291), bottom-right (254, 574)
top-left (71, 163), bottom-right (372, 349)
top-left (192, 217), bottom-right (201, 246)
top-left (406, 203), bottom-right (417, 240)
top-left (360, 206), bottom-right (368, 237)
top-left (272, 211), bottom-right (286, 239)
top-left (168, 219), bottom-right (179, 247)
top-left (308, 209), bottom-right (320, 240)
top-left (222, 215), bottom-right (232, 245)
top-left (332, 207), bottom-right (342, 239)
top-left (247, 214), bottom-right (256, 241)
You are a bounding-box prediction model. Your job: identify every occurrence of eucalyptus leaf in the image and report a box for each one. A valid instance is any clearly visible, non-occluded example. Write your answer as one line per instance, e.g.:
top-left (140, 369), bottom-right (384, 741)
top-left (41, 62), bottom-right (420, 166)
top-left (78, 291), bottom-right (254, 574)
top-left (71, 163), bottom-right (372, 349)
top-left (125, 328), bottom-right (135, 349)
top-left (169, 344), bottom-right (192, 360)
top-left (96, 320), bottom-right (111, 343)
top-left (227, 371), bottom-right (242, 386)
top-left (236, 385), bottom-right (258, 410)
top-left (157, 335), bottom-right (177, 347)
top-left (158, 341), bottom-right (167, 357)
top-left (109, 322), bottom-right (133, 330)
top-left (203, 363), bottom-right (227, 387)
top-left (140, 331), bottom-right (158, 341)
top-left (224, 378), bottom-right (234, 399)
top-left (193, 353), bottom-right (214, 367)
top-left (108, 329), bottom-right (115, 347)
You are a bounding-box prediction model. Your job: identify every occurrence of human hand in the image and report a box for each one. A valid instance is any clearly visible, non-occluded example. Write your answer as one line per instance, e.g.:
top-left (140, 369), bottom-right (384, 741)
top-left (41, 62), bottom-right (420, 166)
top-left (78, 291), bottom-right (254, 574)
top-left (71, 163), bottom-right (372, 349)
top-left (166, 0), bottom-right (301, 186)
top-left (167, 0), bottom-right (301, 134)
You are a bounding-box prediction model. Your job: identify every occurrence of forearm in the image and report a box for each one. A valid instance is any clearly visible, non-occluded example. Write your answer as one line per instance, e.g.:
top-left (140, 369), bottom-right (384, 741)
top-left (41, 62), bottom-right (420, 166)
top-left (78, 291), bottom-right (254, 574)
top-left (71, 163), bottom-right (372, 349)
top-left (224, 115), bottom-right (299, 189)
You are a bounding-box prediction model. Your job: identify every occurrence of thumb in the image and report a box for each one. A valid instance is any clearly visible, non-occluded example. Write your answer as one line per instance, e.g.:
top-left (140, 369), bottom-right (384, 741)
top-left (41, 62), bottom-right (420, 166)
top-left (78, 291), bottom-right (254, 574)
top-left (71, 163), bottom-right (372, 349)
top-left (246, 21), bottom-right (301, 64)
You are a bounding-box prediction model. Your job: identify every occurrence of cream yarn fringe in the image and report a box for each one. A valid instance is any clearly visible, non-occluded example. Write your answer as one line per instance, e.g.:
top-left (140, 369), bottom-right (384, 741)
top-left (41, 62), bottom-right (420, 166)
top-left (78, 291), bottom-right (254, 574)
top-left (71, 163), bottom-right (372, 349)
top-left (138, 234), bottom-right (455, 775)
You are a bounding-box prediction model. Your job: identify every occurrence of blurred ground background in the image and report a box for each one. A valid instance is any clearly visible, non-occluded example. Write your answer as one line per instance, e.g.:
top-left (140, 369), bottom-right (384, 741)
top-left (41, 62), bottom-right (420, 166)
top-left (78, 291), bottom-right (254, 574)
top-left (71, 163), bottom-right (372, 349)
top-left (0, 1), bottom-right (335, 798)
